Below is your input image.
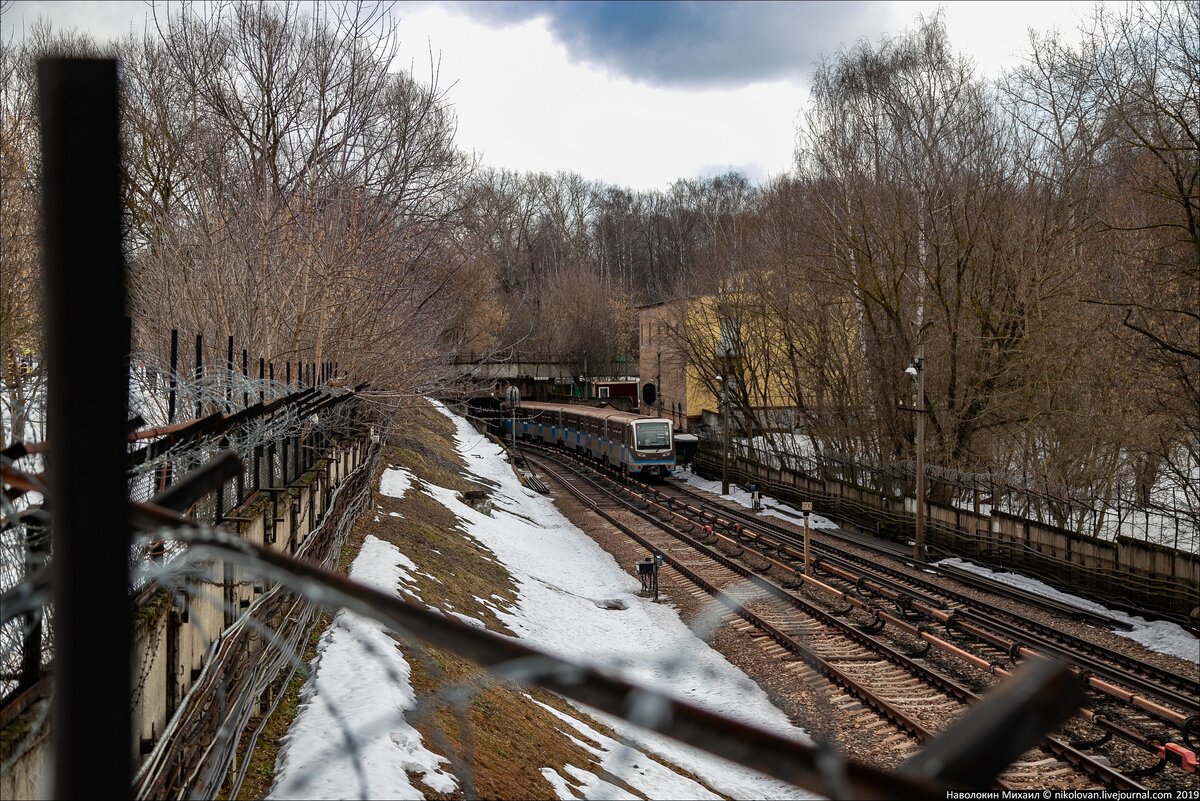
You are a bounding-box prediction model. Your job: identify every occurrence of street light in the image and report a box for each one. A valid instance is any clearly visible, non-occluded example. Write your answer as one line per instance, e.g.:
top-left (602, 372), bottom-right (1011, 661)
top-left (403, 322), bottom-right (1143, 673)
top-left (716, 375), bottom-right (730, 495)
top-left (906, 344), bottom-right (926, 562)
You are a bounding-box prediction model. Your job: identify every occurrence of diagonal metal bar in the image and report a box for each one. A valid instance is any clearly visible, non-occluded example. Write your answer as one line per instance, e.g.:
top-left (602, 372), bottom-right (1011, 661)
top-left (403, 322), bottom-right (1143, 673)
top-left (148, 451), bottom-right (242, 513)
top-left (898, 656), bottom-right (1085, 788)
top-left (131, 501), bottom-right (952, 800)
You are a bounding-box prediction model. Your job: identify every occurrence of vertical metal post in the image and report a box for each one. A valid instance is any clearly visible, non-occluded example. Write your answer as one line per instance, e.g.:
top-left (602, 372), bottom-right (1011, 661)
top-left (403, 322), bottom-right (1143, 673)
top-left (225, 335), bottom-right (234, 413)
top-left (40, 57), bottom-right (131, 800)
top-left (20, 527), bottom-right (49, 689)
top-left (803, 505), bottom-right (812, 574)
top-left (241, 348), bottom-right (248, 408)
top-left (914, 342), bottom-right (926, 562)
top-left (162, 328), bottom-right (178, 492)
top-left (281, 435), bottom-right (289, 484)
top-left (194, 334), bottom-right (203, 418)
top-left (655, 352), bottom-right (662, 418)
top-left (168, 328), bottom-right (178, 423)
top-left (719, 374), bottom-right (730, 495)
top-left (268, 369), bottom-right (277, 484)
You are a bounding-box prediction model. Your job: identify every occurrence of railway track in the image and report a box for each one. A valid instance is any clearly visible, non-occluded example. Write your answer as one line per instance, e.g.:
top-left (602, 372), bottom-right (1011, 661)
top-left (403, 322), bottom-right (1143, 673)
top-left (659, 483), bottom-right (1198, 693)
top-left (522, 445), bottom-right (1160, 792)
top-left (648, 478), bottom-right (1200, 744)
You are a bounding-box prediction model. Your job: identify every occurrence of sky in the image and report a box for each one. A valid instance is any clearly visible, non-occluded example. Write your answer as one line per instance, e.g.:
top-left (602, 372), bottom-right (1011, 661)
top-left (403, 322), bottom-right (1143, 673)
top-left (2, 1), bottom-right (1099, 191)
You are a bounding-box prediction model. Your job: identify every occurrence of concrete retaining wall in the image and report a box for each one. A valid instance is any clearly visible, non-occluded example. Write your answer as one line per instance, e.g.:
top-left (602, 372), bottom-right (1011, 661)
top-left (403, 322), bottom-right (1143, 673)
top-left (696, 445), bottom-right (1199, 619)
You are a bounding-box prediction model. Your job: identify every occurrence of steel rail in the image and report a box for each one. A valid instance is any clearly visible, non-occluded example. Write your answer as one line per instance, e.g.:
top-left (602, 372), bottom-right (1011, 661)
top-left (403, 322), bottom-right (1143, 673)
top-left (127, 501), bottom-right (961, 801)
top-left (670, 475), bottom-right (1136, 627)
top-left (532, 455), bottom-right (954, 741)
top-left (641, 469), bottom-right (1197, 748)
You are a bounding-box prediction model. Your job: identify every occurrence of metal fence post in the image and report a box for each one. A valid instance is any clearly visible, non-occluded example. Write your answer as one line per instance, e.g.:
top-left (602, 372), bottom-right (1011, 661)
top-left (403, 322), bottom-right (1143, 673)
top-left (194, 334), bottom-right (203, 418)
top-left (39, 57), bottom-right (132, 800)
top-left (226, 335), bottom-right (234, 413)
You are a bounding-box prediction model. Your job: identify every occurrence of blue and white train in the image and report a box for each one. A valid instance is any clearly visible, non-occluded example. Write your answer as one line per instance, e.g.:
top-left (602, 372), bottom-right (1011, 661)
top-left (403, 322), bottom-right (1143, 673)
top-left (504, 401), bottom-right (675, 478)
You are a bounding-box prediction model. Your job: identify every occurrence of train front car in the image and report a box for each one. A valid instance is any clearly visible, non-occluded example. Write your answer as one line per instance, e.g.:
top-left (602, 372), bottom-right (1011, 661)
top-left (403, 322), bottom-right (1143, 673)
top-left (625, 417), bottom-right (675, 479)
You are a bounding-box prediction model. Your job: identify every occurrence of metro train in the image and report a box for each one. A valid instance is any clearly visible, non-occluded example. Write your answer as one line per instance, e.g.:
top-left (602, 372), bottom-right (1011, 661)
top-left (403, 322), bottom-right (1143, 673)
top-left (503, 401), bottom-right (676, 478)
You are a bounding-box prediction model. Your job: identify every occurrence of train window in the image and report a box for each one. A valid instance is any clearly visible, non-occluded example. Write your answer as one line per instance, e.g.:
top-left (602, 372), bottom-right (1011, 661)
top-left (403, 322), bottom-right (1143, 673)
top-left (634, 421), bottom-right (670, 450)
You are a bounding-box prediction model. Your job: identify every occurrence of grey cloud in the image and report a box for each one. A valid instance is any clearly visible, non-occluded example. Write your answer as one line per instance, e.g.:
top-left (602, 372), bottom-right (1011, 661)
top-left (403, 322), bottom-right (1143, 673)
top-left (695, 162), bottom-right (768, 185)
top-left (454, 1), bottom-right (893, 89)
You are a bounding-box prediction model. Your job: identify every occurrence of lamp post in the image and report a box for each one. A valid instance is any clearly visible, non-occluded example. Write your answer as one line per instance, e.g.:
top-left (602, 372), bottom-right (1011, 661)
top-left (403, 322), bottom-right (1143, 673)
top-left (905, 343), bottom-right (926, 562)
top-left (716, 375), bottom-right (730, 495)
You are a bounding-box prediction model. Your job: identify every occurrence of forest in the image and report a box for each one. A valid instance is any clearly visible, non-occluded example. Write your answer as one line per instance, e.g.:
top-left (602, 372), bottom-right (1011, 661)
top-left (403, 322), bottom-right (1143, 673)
top-left (1, 1), bottom-right (1195, 538)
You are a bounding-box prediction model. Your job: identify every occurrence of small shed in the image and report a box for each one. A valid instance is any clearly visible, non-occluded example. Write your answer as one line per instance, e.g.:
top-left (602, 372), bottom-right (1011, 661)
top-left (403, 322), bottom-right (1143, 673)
top-left (590, 378), bottom-right (638, 402)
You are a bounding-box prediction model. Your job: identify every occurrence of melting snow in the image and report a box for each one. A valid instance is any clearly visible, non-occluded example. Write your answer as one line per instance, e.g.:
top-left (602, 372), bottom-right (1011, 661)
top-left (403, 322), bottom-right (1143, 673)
top-left (674, 468), bottom-right (838, 529)
top-left (380, 466), bottom-right (414, 500)
top-left (269, 535), bottom-right (457, 799)
top-left (937, 558), bottom-right (1198, 662)
top-left (273, 400), bottom-right (816, 800)
top-left (533, 698), bottom-right (727, 799)
top-left (428, 400), bottom-right (813, 800)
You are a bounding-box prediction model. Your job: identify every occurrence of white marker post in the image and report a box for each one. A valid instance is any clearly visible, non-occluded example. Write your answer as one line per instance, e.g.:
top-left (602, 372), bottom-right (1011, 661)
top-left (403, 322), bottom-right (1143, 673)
top-left (802, 502), bottom-right (813, 575)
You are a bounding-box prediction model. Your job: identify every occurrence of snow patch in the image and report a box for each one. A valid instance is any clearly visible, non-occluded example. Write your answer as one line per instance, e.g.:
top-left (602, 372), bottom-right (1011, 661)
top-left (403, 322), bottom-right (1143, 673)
top-left (429, 399), bottom-right (813, 799)
top-left (380, 466), bottom-right (414, 500)
top-left (269, 536), bottom-right (457, 799)
top-left (936, 558), bottom-right (1199, 661)
top-left (534, 699), bottom-right (724, 799)
top-left (674, 469), bottom-right (838, 529)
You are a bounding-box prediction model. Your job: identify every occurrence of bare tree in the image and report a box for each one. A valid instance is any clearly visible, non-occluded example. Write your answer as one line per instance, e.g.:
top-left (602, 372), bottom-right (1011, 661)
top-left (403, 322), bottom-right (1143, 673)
top-left (117, 1), bottom-right (476, 398)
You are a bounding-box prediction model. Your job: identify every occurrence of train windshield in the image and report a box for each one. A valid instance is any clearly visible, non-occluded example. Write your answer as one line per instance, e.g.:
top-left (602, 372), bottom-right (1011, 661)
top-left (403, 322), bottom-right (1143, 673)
top-left (635, 421), bottom-right (671, 450)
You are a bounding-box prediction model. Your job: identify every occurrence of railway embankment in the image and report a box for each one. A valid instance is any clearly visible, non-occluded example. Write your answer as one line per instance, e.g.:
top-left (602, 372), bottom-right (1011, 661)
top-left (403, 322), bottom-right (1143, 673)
top-left (517, 443), bottom-right (1198, 793)
top-left (238, 400), bottom-right (810, 800)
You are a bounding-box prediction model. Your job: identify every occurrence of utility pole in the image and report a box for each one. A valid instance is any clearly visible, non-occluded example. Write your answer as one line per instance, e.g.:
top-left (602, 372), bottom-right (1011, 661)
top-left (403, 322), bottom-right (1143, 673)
top-left (507, 385), bottom-right (519, 449)
top-left (912, 343), bottom-right (926, 562)
top-left (656, 351), bottom-right (663, 419)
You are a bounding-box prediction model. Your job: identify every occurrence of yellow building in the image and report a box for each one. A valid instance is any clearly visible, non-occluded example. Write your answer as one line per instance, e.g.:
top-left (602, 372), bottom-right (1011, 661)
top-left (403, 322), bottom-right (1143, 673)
top-left (638, 298), bottom-right (705, 431)
top-left (638, 288), bottom-right (857, 435)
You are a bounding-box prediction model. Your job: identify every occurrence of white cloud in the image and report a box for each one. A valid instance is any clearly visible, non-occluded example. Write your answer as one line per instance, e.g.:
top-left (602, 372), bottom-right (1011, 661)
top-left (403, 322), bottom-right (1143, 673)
top-left (393, 6), bottom-right (804, 192)
top-left (887, 1), bottom-right (1097, 78)
top-left (4, 1), bottom-right (151, 43)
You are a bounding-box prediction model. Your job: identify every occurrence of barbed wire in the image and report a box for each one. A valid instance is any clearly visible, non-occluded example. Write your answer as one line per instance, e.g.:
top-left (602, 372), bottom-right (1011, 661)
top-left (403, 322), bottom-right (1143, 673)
top-left (124, 521), bottom-right (934, 800)
top-left (1, 348), bottom-right (370, 703)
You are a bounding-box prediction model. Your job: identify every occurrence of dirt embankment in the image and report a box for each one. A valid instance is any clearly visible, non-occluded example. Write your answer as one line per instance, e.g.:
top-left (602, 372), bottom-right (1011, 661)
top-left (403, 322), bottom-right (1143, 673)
top-left (235, 402), bottom-right (712, 800)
